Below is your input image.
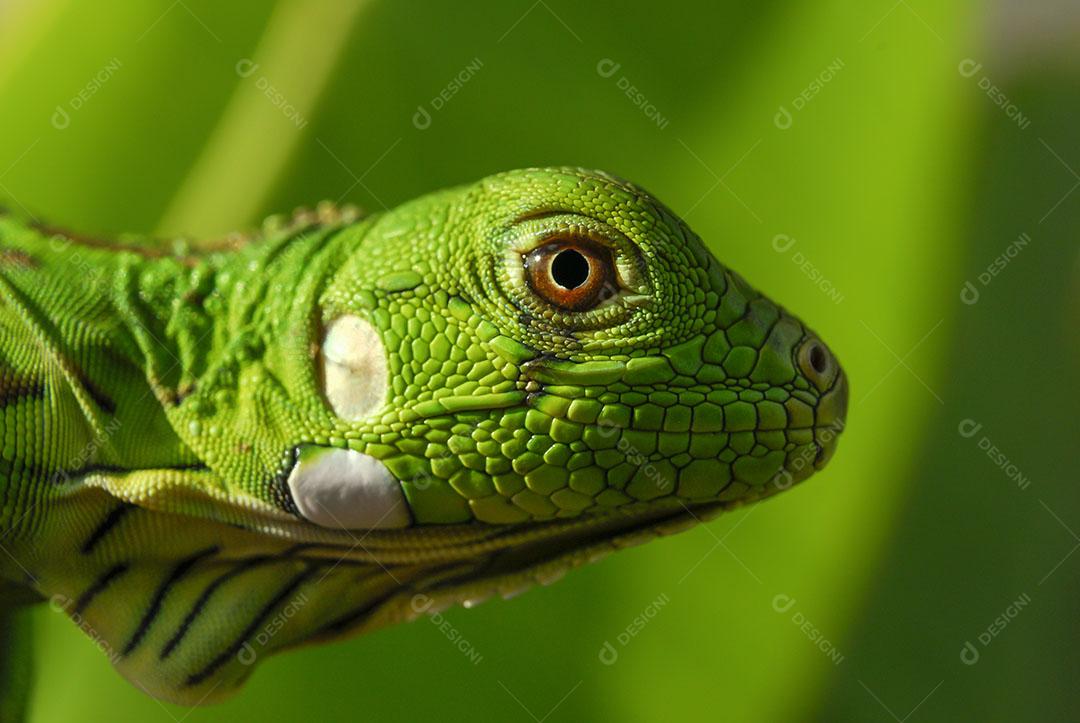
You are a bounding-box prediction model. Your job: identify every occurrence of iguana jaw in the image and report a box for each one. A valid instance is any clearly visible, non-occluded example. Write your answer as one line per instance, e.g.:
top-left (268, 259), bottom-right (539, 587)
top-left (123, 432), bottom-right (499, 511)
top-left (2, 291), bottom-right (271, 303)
top-left (308, 496), bottom-right (738, 638)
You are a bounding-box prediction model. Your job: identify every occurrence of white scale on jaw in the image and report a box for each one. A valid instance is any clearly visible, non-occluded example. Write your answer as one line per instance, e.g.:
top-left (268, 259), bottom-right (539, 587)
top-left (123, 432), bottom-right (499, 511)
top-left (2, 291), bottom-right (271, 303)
top-left (287, 314), bottom-right (411, 530)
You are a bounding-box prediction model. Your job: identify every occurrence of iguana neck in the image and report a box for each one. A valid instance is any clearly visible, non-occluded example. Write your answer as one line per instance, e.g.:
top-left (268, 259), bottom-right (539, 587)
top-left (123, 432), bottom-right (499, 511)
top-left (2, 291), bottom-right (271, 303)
top-left (0, 215), bottom-right (373, 534)
top-left (117, 222), bottom-right (364, 405)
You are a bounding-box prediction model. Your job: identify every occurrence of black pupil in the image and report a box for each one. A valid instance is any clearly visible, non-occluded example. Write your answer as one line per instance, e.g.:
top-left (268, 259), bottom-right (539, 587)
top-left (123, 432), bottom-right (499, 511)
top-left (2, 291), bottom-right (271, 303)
top-left (551, 249), bottom-right (590, 289)
top-left (809, 344), bottom-right (829, 374)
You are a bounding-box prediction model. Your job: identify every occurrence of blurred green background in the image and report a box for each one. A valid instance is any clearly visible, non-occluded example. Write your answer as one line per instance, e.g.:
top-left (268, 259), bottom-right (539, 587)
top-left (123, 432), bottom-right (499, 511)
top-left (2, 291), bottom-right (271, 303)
top-left (0, 0), bottom-right (1076, 720)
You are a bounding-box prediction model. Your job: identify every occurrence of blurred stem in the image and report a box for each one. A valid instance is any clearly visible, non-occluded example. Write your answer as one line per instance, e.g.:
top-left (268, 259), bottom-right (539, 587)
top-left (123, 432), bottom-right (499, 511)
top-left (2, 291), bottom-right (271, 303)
top-left (0, 0), bottom-right (69, 96)
top-left (156, 0), bottom-right (371, 238)
top-left (0, 602), bottom-right (31, 723)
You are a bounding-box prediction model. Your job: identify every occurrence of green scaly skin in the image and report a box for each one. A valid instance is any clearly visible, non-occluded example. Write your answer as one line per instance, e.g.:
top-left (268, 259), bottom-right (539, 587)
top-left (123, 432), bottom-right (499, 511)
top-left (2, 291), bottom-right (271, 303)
top-left (0, 168), bottom-right (847, 705)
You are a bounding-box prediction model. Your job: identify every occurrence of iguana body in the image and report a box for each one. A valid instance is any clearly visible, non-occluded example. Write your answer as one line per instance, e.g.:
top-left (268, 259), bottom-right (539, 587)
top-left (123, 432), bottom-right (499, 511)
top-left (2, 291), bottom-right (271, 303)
top-left (0, 168), bottom-right (847, 704)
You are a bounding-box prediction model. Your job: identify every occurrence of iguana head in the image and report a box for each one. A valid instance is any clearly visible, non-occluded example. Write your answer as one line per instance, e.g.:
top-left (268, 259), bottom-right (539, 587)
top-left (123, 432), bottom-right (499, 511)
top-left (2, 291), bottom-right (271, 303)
top-left (19, 168), bottom-right (847, 704)
top-left (300, 167), bottom-right (848, 528)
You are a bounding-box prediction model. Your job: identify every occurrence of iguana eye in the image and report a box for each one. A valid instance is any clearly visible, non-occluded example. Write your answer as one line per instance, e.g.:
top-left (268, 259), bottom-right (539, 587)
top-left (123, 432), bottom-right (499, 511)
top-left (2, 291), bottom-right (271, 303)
top-left (524, 237), bottom-right (615, 311)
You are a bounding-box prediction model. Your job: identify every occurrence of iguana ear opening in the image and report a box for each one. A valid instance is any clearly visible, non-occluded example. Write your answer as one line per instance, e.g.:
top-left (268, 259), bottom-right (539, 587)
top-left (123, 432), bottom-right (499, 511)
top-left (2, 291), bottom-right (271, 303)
top-left (319, 314), bottom-right (388, 421)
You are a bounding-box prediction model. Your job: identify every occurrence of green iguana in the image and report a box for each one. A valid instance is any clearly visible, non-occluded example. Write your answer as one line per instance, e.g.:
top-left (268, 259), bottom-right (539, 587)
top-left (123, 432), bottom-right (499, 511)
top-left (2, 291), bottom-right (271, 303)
top-left (0, 168), bottom-right (847, 705)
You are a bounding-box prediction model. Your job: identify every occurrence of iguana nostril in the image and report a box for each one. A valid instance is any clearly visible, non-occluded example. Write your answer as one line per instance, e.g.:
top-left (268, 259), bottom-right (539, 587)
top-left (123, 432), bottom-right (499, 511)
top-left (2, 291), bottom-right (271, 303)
top-left (797, 337), bottom-right (839, 392)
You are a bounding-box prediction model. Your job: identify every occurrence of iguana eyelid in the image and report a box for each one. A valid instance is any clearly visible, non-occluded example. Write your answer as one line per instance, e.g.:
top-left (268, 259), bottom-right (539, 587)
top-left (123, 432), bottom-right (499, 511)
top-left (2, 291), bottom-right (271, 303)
top-left (503, 215), bottom-right (648, 313)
